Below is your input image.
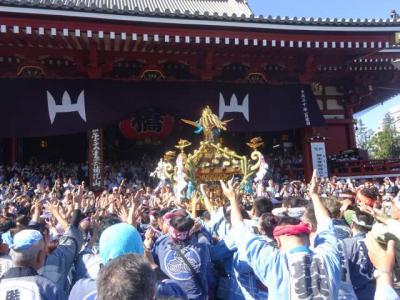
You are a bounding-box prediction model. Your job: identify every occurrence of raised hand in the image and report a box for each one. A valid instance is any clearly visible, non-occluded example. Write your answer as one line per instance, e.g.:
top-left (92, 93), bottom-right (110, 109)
top-left (192, 191), bottom-right (201, 206)
top-left (365, 233), bottom-right (396, 275)
top-left (309, 169), bottom-right (319, 195)
top-left (220, 178), bottom-right (238, 203)
top-left (31, 199), bottom-right (42, 223)
top-left (33, 199), bottom-right (42, 212)
top-left (117, 202), bottom-right (129, 223)
top-left (144, 227), bottom-right (155, 246)
top-left (359, 203), bottom-right (376, 217)
top-left (45, 200), bottom-right (59, 215)
top-left (132, 189), bottom-right (144, 206)
top-left (71, 185), bottom-right (84, 209)
top-left (220, 178), bottom-right (242, 226)
top-left (192, 218), bottom-right (203, 233)
top-left (340, 198), bottom-right (353, 211)
top-left (199, 184), bottom-right (208, 197)
top-left (119, 179), bottom-right (125, 193)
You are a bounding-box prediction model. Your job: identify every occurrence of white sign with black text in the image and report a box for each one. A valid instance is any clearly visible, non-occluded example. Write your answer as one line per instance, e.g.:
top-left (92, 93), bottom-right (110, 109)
top-left (89, 128), bottom-right (104, 190)
top-left (310, 142), bottom-right (328, 178)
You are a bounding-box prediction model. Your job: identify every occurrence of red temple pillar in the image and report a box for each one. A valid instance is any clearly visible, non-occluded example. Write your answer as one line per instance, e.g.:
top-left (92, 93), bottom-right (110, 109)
top-left (345, 105), bottom-right (356, 149)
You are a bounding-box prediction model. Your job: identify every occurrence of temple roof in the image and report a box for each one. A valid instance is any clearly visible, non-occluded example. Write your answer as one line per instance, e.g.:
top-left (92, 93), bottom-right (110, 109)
top-left (0, 0), bottom-right (400, 32)
top-left (0, 0), bottom-right (254, 17)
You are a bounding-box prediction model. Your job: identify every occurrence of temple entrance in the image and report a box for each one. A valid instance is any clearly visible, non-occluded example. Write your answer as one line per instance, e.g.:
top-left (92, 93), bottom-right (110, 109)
top-left (20, 122), bottom-right (304, 181)
top-left (22, 133), bottom-right (87, 163)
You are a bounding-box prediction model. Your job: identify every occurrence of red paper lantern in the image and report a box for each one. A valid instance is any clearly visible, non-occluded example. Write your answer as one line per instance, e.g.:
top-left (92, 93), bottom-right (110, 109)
top-left (119, 109), bottom-right (174, 141)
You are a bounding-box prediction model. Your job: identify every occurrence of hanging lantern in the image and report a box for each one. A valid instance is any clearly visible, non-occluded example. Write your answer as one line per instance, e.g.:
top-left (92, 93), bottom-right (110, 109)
top-left (119, 108), bottom-right (174, 142)
top-left (40, 140), bottom-right (48, 148)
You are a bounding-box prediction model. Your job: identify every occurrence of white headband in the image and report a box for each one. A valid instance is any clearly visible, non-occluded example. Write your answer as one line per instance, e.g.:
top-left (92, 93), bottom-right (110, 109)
top-left (352, 214), bottom-right (372, 229)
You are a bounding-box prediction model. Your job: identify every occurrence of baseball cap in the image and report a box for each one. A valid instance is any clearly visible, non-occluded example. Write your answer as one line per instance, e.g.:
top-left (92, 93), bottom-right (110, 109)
top-left (10, 229), bottom-right (43, 251)
top-left (99, 223), bottom-right (144, 265)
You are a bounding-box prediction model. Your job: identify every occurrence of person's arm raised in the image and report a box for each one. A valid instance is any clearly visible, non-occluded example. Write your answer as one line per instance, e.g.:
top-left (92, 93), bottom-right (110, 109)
top-left (45, 201), bottom-right (69, 231)
top-left (30, 199), bottom-right (42, 224)
top-left (309, 169), bottom-right (331, 224)
top-left (220, 179), bottom-right (242, 227)
top-left (200, 184), bottom-right (216, 214)
top-left (191, 191), bottom-right (201, 218)
top-left (219, 178), bottom-right (278, 288)
top-left (143, 228), bottom-right (158, 269)
top-left (365, 234), bottom-right (398, 300)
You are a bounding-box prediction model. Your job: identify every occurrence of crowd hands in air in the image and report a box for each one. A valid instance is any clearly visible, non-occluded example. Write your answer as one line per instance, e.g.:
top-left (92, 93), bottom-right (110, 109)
top-left (0, 161), bottom-right (400, 299)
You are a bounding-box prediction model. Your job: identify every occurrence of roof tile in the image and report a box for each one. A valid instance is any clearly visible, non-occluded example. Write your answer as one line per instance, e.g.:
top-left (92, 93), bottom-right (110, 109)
top-left (1, 0), bottom-right (400, 26)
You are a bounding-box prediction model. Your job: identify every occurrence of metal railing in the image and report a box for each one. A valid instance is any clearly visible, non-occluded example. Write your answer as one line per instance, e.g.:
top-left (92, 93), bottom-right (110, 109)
top-left (330, 159), bottom-right (400, 178)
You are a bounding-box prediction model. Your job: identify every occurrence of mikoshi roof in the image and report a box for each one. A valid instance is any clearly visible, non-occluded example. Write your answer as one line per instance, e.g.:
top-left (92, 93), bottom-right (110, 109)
top-left (1, 0), bottom-right (400, 28)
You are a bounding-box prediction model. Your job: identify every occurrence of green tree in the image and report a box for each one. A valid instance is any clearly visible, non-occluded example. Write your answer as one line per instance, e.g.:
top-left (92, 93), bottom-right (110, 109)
top-left (356, 119), bottom-right (373, 153)
top-left (370, 113), bottom-right (400, 159)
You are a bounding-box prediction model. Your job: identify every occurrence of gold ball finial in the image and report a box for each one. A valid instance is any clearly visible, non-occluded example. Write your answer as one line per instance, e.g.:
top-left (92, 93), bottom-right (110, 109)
top-left (163, 151), bottom-right (176, 162)
top-left (246, 137), bottom-right (264, 150)
top-left (175, 139), bottom-right (192, 153)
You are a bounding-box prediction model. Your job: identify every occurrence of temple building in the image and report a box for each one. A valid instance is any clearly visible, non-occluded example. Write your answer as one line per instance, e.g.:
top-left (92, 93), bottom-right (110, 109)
top-left (0, 0), bottom-right (399, 182)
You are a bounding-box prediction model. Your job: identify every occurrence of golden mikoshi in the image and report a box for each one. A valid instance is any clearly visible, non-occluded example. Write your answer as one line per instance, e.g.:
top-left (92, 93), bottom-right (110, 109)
top-left (151, 106), bottom-right (267, 208)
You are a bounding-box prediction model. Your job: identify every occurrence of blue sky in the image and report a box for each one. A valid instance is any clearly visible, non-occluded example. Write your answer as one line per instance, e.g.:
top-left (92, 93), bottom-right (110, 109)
top-left (248, 0), bottom-right (399, 19)
top-left (248, 0), bottom-right (400, 130)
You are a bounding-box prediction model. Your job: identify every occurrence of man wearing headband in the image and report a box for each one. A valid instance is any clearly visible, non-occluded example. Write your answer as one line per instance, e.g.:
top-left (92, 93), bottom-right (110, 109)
top-left (221, 170), bottom-right (341, 299)
top-left (338, 189), bottom-right (356, 204)
top-left (148, 209), bottom-right (211, 300)
top-left (331, 198), bottom-right (354, 239)
top-left (356, 188), bottom-right (377, 208)
top-left (0, 229), bottom-right (65, 299)
top-left (342, 210), bottom-right (375, 300)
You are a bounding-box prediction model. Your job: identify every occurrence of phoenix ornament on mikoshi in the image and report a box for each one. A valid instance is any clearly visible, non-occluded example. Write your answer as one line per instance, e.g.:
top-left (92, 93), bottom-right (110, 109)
top-left (181, 106), bottom-right (232, 142)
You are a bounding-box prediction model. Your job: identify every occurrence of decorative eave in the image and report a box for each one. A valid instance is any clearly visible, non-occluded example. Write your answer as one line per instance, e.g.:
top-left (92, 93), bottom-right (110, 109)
top-left (0, 22), bottom-right (397, 51)
top-left (1, 2), bottom-right (400, 33)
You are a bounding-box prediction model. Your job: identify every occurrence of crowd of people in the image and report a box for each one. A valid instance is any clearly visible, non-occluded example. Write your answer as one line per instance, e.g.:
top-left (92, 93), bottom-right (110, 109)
top-left (264, 153), bottom-right (304, 181)
top-left (0, 159), bottom-right (400, 300)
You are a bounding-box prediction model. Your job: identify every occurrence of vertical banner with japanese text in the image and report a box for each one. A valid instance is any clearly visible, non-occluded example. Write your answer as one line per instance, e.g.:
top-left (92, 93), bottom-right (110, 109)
top-left (88, 129), bottom-right (104, 190)
top-left (310, 142), bottom-right (328, 178)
